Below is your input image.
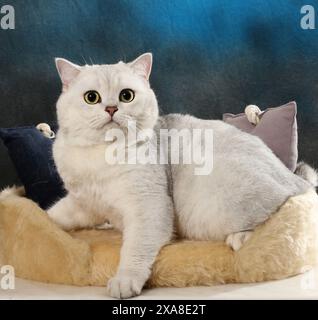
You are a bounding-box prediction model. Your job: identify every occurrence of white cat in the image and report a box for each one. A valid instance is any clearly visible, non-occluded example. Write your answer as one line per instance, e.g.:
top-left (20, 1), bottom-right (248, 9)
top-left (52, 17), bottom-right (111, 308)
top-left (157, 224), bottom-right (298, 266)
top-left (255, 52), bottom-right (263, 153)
top-left (48, 54), bottom-right (174, 299)
top-left (48, 53), bottom-right (312, 298)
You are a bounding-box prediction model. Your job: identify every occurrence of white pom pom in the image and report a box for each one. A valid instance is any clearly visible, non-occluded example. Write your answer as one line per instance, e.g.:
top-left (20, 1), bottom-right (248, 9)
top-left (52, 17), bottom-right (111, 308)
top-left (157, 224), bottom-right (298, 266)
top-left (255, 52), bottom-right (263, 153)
top-left (244, 105), bottom-right (262, 125)
top-left (36, 123), bottom-right (55, 139)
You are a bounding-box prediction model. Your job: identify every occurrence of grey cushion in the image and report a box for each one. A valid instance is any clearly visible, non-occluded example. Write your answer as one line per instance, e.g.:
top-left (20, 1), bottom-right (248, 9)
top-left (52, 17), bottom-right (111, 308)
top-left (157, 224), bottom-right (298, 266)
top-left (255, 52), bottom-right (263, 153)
top-left (223, 101), bottom-right (298, 171)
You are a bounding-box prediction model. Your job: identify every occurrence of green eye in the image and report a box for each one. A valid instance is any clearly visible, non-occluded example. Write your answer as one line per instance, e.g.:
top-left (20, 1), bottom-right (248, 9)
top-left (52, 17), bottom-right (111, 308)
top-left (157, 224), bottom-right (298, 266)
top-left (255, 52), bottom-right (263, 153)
top-left (119, 89), bottom-right (135, 103)
top-left (84, 91), bottom-right (101, 105)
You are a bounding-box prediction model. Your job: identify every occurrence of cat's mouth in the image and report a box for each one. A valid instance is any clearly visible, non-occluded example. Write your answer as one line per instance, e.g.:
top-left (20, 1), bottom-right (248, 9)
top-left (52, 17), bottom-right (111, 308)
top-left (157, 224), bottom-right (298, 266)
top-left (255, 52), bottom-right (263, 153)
top-left (107, 115), bottom-right (130, 130)
top-left (88, 116), bottom-right (118, 130)
top-left (107, 118), bottom-right (119, 126)
top-left (103, 117), bottom-right (124, 130)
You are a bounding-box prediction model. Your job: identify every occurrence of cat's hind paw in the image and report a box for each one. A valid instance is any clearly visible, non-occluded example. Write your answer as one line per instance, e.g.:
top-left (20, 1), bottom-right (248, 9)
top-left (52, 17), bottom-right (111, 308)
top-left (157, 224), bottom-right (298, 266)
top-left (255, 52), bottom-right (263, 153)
top-left (226, 231), bottom-right (253, 251)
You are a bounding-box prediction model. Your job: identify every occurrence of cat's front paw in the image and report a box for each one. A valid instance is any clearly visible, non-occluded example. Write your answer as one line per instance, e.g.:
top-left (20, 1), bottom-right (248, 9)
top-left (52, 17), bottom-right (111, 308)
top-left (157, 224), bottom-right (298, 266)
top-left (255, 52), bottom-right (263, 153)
top-left (106, 272), bottom-right (145, 299)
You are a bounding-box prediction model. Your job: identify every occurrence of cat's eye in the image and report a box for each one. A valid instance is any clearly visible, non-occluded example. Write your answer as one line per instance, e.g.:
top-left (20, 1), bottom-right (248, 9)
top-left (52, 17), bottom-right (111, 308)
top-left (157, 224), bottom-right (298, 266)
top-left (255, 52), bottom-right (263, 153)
top-left (119, 89), bottom-right (135, 103)
top-left (84, 91), bottom-right (101, 105)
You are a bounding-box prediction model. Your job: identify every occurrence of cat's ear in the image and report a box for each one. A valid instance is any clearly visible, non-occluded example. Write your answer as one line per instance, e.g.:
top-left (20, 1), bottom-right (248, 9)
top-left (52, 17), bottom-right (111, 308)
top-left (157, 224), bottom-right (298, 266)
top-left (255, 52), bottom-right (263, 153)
top-left (129, 53), bottom-right (153, 81)
top-left (55, 58), bottom-right (81, 91)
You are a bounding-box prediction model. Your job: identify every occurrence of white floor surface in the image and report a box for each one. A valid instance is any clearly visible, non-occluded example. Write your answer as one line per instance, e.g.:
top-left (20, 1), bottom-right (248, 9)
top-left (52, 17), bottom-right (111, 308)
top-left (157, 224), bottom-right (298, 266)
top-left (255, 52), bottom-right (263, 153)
top-left (1, 267), bottom-right (318, 300)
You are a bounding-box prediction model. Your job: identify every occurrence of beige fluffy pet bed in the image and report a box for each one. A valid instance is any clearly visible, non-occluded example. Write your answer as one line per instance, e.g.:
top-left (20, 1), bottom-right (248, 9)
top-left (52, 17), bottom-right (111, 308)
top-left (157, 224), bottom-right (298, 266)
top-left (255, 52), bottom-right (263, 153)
top-left (0, 187), bottom-right (318, 288)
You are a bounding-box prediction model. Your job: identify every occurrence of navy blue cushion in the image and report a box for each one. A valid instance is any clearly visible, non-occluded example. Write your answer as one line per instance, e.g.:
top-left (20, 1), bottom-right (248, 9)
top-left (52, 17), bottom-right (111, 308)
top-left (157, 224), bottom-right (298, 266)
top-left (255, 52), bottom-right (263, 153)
top-left (0, 126), bottom-right (66, 209)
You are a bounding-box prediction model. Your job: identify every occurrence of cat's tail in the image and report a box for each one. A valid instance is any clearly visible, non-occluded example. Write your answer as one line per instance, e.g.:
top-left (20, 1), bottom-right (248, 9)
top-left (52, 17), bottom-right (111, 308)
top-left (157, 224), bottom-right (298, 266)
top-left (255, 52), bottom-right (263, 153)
top-left (295, 161), bottom-right (318, 187)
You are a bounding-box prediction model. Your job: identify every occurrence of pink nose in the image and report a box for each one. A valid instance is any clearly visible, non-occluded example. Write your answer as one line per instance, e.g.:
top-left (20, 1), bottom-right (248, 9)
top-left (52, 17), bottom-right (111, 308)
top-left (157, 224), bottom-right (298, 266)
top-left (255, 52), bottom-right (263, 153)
top-left (105, 106), bottom-right (118, 117)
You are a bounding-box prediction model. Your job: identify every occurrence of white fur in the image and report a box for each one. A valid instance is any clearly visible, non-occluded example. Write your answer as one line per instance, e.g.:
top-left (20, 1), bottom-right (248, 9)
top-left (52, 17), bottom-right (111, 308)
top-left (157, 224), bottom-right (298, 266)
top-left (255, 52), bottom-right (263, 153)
top-left (49, 54), bottom-right (173, 299)
top-left (295, 161), bottom-right (318, 187)
top-left (158, 114), bottom-right (310, 242)
top-left (48, 54), bottom-right (311, 298)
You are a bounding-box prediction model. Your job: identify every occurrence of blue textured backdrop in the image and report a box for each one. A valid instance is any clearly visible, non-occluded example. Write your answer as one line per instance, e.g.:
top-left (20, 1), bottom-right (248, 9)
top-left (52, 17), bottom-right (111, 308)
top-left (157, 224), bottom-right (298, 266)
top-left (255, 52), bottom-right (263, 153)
top-left (1, 0), bottom-right (318, 187)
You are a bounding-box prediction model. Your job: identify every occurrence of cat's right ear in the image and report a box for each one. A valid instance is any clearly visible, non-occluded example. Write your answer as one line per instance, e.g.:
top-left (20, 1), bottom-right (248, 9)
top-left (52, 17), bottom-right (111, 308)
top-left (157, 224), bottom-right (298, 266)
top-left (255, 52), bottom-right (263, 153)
top-left (55, 58), bottom-right (81, 91)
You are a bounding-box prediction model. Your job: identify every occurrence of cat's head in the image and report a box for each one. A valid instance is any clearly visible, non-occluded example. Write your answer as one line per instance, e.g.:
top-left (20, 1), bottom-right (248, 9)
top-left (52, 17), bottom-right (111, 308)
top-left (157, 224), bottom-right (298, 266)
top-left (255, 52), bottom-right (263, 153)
top-left (55, 53), bottom-right (158, 145)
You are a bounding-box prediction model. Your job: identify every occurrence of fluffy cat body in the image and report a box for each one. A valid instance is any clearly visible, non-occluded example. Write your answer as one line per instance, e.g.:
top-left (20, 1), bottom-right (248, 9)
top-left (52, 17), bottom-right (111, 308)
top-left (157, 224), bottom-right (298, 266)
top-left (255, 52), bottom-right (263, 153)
top-left (48, 54), bottom-right (311, 298)
top-left (158, 114), bottom-right (310, 241)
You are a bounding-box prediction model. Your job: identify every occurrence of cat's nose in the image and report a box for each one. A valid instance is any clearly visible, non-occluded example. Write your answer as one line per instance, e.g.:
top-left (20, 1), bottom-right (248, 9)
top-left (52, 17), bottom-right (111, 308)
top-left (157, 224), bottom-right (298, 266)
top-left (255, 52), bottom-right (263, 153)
top-left (105, 106), bottom-right (118, 117)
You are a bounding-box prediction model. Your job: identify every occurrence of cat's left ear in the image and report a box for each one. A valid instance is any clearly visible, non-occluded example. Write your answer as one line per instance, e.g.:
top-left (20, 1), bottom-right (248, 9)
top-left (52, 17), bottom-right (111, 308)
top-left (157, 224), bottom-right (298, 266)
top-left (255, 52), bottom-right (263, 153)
top-left (129, 53), bottom-right (153, 81)
top-left (55, 58), bottom-right (82, 91)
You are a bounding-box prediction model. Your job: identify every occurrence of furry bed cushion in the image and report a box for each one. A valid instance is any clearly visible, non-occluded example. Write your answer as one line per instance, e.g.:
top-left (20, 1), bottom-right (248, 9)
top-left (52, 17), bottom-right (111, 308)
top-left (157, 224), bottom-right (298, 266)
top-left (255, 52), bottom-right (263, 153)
top-left (0, 187), bottom-right (318, 288)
